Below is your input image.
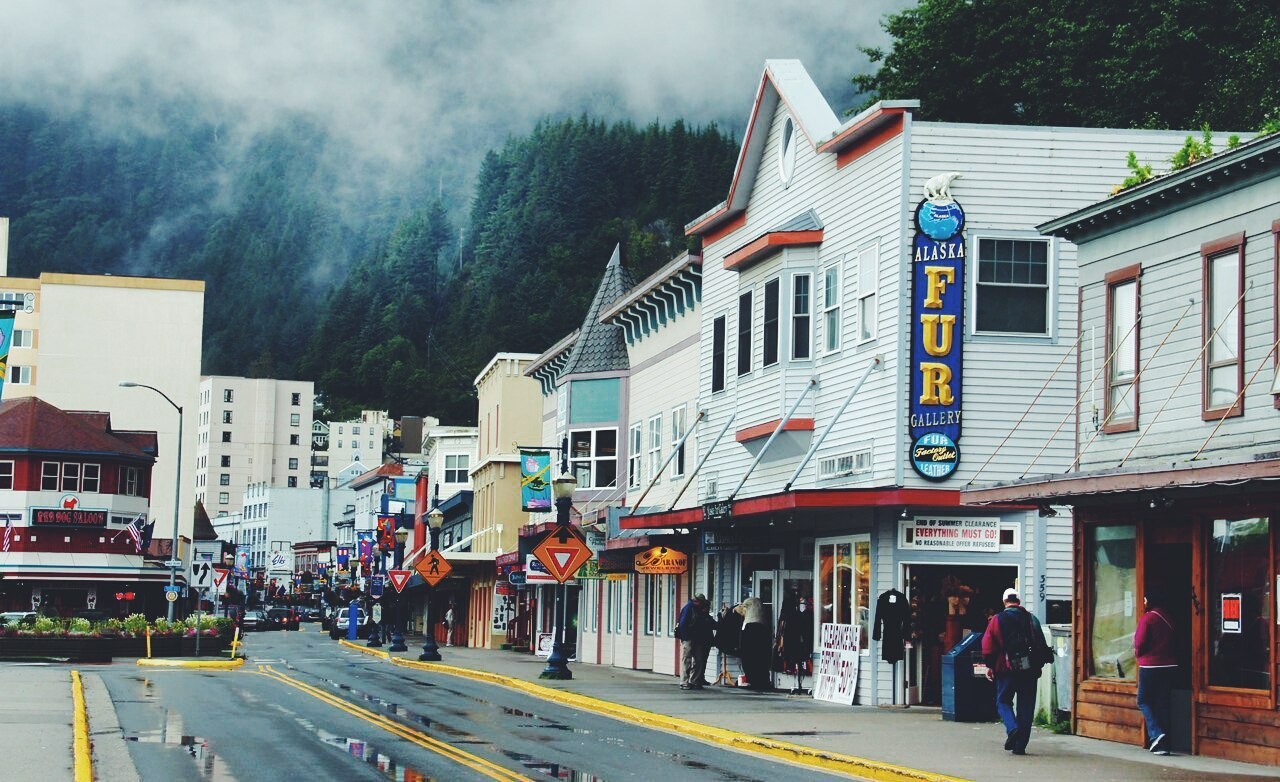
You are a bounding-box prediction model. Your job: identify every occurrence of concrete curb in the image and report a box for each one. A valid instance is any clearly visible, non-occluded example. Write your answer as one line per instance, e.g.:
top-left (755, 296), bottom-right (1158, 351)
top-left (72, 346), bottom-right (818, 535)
top-left (70, 670), bottom-right (92, 782)
top-left (81, 672), bottom-right (142, 782)
top-left (383, 656), bottom-right (969, 782)
top-left (135, 657), bottom-right (246, 669)
top-left (338, 639), bottom-right (390, 659)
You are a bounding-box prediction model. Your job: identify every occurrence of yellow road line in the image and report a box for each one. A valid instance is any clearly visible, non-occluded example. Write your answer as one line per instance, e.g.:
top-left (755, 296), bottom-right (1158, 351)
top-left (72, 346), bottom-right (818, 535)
top-left (388, 657), bottom-right (965, 782)
top-left (255, 665), bottom-right (527, 782)
top-left (70, 670), bottom-right (92, 782)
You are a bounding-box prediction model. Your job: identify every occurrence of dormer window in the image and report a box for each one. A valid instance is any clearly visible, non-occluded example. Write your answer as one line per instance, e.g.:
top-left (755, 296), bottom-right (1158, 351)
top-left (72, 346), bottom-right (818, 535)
top-left (778, 116), bottom-right (797, 187)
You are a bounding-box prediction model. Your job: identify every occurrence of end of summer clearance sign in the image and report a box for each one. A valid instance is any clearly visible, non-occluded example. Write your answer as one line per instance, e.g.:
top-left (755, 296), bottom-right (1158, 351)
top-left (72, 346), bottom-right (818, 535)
top-left (814, 623), bottom-right (861, 705)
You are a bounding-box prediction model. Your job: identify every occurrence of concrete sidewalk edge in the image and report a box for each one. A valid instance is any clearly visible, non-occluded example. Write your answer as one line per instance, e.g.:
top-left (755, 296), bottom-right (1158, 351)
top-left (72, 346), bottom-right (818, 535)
top-left (80, 672), bottom-right (142, 782)
top-left (339, 639), bottom-right (391, 659)
top-left (136, 656), bottom-right (246, 669)
top-left (70, 670), bottom-right (91, 782)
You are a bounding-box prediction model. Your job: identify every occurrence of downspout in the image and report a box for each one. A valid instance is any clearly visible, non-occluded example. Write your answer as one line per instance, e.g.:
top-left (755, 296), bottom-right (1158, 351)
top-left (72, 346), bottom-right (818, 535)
top-left (784, 356), bottom-right (883, 492)
top-left (895, 112), bottom-right (914, 490)
top-left (632, 410), bottom-right (706, 510)
top-left (729, 377), bottom-right (818, 501)
top-left (668, 412), bottom-right (736, 510)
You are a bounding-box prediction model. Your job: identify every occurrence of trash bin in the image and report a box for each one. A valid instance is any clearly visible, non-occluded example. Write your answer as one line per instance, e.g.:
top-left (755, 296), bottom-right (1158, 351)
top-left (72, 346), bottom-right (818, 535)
top-left (940, 631), bottom-right (996, 722)
top-left (1049, 624), bottom-right (1072, 713)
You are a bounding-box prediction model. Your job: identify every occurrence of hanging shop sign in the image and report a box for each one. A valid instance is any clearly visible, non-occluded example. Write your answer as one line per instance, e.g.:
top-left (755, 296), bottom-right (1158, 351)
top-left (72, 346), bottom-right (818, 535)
top-left (909, 174), bottom-right (965, 481)
top-left (702, 499), bottom-right (732, 521)
top-left (634, 547), bottom-right (688, 575)
top-left (813, 623), bottom-right (861, 705)
top-left (519, 449), bottom-right (553, 512)
top-left (1221, 593), bottom-right (1242, 634)
top-left (899, 516), bottom-right (1001, 552)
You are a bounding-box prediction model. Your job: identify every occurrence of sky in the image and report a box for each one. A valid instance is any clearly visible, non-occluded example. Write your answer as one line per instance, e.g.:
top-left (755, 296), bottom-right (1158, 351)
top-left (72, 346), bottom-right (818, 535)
top-left (0, 0), bottom-right (910, 192)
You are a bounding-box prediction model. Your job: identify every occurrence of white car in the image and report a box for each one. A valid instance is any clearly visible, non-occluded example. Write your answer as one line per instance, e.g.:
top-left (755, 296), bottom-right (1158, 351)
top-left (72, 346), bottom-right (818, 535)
top-left (330, 607), bottom-right (369, 639)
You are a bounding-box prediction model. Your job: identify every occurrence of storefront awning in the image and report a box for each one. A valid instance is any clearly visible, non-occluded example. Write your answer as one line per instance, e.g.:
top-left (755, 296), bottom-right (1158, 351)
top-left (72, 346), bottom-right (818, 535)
top-left (0, 552), bottom-right (182, 582)
top-left (621, 487), bottom-right (964, 529)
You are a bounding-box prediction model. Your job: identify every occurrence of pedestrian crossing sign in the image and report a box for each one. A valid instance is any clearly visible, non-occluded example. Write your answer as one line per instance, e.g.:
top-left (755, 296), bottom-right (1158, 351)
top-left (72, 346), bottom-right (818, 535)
top-left (415, 550), bottom-right (452, 587)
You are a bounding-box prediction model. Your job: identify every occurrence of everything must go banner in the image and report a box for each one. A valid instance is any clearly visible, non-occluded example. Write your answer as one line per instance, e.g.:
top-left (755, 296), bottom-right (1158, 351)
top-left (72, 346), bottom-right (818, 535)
top-left (520, 448), bottom-right (552, 512)
top-left (0, 311), bottom-right (14, 403)
top-left (813, 622), bottom-right (861, 705)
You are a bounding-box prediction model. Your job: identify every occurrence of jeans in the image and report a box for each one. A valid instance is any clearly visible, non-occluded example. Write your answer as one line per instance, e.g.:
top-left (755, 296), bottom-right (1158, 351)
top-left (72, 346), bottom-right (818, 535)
top-left (995, 673), bottom-right (1038, 752)
top-left (1137, 666), bottom-right (1175, 742)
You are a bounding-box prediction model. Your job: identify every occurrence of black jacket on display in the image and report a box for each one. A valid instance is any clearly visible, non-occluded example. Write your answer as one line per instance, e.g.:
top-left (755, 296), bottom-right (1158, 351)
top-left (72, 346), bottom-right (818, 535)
top-left (873, 589), bottom-right (911, 663)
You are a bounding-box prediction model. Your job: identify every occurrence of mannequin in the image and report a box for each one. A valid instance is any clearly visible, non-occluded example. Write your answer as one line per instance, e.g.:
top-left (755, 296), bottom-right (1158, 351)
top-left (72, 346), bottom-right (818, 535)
top-left (734, 597), bottom-right (771, 690)
top-left (776, 591), bottom-right (814, 694)
top-left (873, 589), bottom-right (911, 662)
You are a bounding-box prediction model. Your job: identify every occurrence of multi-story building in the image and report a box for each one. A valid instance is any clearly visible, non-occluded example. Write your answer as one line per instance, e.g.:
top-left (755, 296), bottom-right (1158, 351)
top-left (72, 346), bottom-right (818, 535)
top-left (323, 410), bottom-right (389, 481)
top-left (0, 227), bottom-right (204, 545)
top-left (195, 376), bottom-right (314, 517)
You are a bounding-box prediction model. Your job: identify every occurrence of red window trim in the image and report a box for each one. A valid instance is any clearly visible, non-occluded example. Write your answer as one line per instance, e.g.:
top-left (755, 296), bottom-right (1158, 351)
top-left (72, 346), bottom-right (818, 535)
top-left (1201, 233), bottom-right (1247, 420)
top-left (1103, 263), bottom-right (1142, 434)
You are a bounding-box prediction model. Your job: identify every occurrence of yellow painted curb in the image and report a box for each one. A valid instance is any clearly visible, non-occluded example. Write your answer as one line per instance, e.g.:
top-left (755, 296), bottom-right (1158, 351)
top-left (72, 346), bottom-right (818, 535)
top-left (339, 639), bottom-right (390, 659)
top-left (136, 657), bottom-right (246, 669)
top-left (70, 670), bottom-right (92, 782)
top-left (388, 657), bottom-right (967, 782)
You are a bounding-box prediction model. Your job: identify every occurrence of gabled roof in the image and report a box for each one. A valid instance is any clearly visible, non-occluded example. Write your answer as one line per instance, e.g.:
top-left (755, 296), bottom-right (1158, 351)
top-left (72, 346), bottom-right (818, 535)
top-left (524, 330), bottom-right (580, 395)
top-left (348, 461), bottom-right (404, 490)
top-left (558, 244), bottom-right (636, 378)
top-left (600, 252), bottom-right (701, 344)
top-left (0, 397), bottom-right (155, 461)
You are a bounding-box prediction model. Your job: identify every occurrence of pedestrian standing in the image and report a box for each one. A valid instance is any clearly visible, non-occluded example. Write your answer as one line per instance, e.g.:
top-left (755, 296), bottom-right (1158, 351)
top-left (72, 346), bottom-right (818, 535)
top-left (1135, 588), bottom-right (1176, 755)
top-left (676, 594), bottom-right (705, 690)
top-left (691, 597), bottom-right (716, 688)
top-left (982, 588), bottom-right (1052, 755)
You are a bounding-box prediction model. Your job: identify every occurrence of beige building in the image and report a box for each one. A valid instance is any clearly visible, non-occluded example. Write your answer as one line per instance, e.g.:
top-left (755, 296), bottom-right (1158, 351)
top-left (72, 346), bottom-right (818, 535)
top-left (324, 410), bottom-right (389, 480)
top-left (195, 376), bottom-right (314, 517)
top-left (0, 221), bottom-right (204, 543)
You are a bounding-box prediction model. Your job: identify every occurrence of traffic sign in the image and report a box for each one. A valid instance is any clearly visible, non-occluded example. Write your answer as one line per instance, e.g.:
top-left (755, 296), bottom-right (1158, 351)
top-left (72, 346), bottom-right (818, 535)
top-left (189, 560), bottom-right (214, 591)
top-left (372, 603), bottom-right (383, 623)
top-left (532, 525), bottom-right (592, 583)
top-left (369, 574), bottom-right (385, 599)
top-left (163, 559), bottom-right (183, 569)
top-left (414, 550), bottom-right (452, 587)
top-left (387, 569), bottom-right (412, 593)
top-left (212, 567), bottom-right (230, 596)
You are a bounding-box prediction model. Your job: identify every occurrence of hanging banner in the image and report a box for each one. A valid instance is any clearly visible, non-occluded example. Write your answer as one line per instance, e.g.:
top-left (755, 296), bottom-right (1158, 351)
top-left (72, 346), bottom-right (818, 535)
top-left (376, 514), bottom-right (396, 550)
top-left (356, 531), bottom-right (375, 564)
top-left (0, 311), bottom-right (14, 403)
top-left (813, 623), bottom-right (861, 705)
top-left (909, 174), bottom-right (965, 481)
top-left (520, 449), bottom-right (553, 512)
top-left (234, 545), bottom-right (250, 578)
top-left (336, 546), bottom-right (351, 572)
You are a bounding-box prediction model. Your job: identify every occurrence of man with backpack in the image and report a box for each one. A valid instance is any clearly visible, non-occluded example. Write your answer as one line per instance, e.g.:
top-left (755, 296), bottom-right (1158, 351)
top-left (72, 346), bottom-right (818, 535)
top-left (982, 588), bottom-right (1053, 755)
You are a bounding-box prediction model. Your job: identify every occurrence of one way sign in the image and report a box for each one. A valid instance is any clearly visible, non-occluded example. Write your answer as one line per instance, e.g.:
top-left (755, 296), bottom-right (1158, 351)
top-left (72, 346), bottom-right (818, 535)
top-left (189, 560), bottom-right (214, 591)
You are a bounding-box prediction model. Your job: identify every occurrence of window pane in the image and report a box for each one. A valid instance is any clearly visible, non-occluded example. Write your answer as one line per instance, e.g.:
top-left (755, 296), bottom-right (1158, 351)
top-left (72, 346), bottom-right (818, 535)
top-left (763, 280), bottom-right (780, 366)
top-left (819, 544), bottom-right (835, 626)
top-left (824, 267), bottom-right (839, 308)
top-left (859, 294), bottom-right (876, 341)
top-left (976, 284), bottom-right (1048, 334)
top-left (1090, 524), bottom-right (1137, 679)
top-left (595, 429), bottom-right (617, 457)
top-left (1111, 281), bottom-right (1137, 378)
top-left (1209, 253), bottom-right (1239, 364)
top-left (855, 540), bottom-right (871, 650)
top-left (825, 309), bottom-right (840, 352)
top-left (1208, 366), bottom-right (1238, 408)
top-left (569, 378), bottom-right (621, 424)
top-left (1109, 384), bottom-right (1134, 420)
top-left (570, 431), bottom-right (592, 458)
top-left (738, 293), bottom-right (752, 376)
top-left (712, 316), bottom-right (726, 392)
top-left (1208, 517), bottom-right (1271, 690)
top-left (837, 543), bottom-right (852, 626)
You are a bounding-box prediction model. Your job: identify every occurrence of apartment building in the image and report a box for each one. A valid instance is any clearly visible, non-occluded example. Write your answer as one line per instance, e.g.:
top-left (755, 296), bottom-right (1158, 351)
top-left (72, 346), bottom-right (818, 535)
top-left (323, 410), bottom-right (389, 481)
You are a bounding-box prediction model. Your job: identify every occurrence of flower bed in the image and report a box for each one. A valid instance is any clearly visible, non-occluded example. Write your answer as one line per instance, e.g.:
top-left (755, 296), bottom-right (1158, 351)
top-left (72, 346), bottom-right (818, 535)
top-left (0, 614), bottom-right (235, 660)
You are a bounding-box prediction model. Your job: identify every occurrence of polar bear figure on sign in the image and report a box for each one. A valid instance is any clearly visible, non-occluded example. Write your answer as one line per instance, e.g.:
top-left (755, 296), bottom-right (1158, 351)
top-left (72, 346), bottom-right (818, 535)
top-left (924, 172), bottom-right (962, 203)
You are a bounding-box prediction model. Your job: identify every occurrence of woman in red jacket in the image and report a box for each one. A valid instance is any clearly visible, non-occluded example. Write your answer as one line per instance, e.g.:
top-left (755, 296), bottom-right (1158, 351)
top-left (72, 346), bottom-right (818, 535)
top-left (1134, 587), bottom-right (1176, 755)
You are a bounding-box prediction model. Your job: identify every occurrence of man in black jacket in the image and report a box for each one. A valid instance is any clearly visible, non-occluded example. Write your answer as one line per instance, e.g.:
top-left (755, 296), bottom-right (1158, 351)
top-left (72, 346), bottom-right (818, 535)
top-left (676, 594), bottom-right (710, 690)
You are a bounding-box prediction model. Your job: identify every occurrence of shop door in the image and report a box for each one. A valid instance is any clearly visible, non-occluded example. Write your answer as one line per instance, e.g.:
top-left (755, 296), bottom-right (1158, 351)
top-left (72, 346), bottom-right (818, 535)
top-left (751, 570), bottom-right (812, 688)
top-left (1145, 526), bottom-right (1193, 753)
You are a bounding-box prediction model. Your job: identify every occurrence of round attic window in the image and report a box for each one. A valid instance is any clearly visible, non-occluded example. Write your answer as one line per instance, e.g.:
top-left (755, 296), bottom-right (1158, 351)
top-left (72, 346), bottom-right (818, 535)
top-left (778, 116), bottom-right (797, 186)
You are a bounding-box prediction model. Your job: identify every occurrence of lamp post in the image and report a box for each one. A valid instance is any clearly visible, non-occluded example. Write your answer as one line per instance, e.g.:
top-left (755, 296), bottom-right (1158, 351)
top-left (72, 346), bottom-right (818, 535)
top-left (119, 381), bottom-right (183, 622)
top-left (366, 543), bottom-right (383, 648)
top-left (389, 524), bottom-right (410, 651)
top-left (419, 507), bottom-right (444, 661)
top-left (540, 472), bottom-right (577, 680)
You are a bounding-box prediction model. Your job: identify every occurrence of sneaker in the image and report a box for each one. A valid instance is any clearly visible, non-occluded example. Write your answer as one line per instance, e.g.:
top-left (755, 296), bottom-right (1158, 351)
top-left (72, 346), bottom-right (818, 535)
top-left (679, 683), bottom-right (692, 690)
top-left (1004, 733), bottom-right (1016, 751)
top-left (1148, 734), bottom-right (1166, 754)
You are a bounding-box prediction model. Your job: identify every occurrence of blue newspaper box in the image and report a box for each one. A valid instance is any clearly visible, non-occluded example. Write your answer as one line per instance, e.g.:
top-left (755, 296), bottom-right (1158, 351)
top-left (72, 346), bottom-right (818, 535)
top-left (941, 631), bottom-right (996, 722)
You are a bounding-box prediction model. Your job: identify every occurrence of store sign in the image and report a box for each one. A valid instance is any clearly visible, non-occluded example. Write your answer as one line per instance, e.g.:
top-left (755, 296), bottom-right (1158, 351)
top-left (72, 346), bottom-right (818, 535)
top-left (1221, 593), bottom-right (1242, 634)
top-left (30, 506), bottom-right (108, 527)
top-left (491, 586), bottom-right (515, 633)
top-left (900, 516), bottom-right (1001, 552)
top-left (909, 176), bottom-right (966, 481)
top-left (813, 623), bottom-right (861, 705)
top-left (634, 547), bottom-right (688, 575)
top-left (700, 528), bottom-right (770, 553)
top-left (703, 500), bottom-right (732, 521)
top-left (576, 559), bottom-right (603, 580)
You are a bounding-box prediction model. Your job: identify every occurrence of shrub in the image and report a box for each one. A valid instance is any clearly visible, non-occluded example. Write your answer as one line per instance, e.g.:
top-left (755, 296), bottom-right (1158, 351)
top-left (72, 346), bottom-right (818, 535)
top-left (1170, 125), bottom-right (1215, 171)
top-left (123, 614), bottom-right (148, 635)
top-left (152, 619), bottom-right (174, 635)
top-left (68, 617), bottom-right (92, 633)
top-left (33, 617), bottom-right (60, 635)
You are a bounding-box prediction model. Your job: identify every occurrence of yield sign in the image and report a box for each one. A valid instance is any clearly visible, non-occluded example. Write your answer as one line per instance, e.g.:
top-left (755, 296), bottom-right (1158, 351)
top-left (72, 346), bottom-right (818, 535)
top-left (415, 550), bottom-right (452, 587)
top-left (532, 525), bottom-right (592, 583)
top-left (387, 569), bottom-right (412, 593)
top-left (212, 567), bottom-right (229, 596)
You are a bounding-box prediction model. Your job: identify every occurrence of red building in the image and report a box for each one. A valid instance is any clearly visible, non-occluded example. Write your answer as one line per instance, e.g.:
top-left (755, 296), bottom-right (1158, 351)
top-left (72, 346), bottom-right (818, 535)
top-left (0, 397), bottom-right (172, 617)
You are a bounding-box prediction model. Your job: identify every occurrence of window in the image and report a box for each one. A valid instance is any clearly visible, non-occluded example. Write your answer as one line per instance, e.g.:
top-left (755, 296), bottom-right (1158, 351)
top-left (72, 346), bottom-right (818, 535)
top-left (353, 426), bottom-right (361, 436)
top-left (290, 413), bottom-right (301, 426)
top-left (974, 237), bottom-right (1050, 335)
top-left (11, 329), bottom-right (32, 348)
top-left (0, 461), bottom-right (12, 490)
top-left (647, 415), bottom-right (662, 483)
top-left (223, 389), bottom-right (233, 403)
top-left (737, 292), bottom-right (752, 375)
top-left (288, 477), bottom-right (298, 488)
top-left (858, 247), bottom-right (878, 342)
top-left (644, 576), bottom-right (659, 635)
top-left (569, 428), bottom-right (618, 489)
top-left (792, 273), bottom-right (812, 360)
top-left (41, 461), bottom-right (60, 491)
top-left (1203, 234), bottom-right (1244, 418)
top-left (221, 455), bottom-right (231, 467)
top-left (7, 365), bottom-right (31, 385)
top-left (712, 316), bottom-right (726, 393)
top-left (1088, 524), bottom-right (1137, 679)
top-left (288, 458), bottom-right (298, 470)
top-left (219, 492), bottom-right (229, 505)
top-left (1105, 265), bottom-right (1140, 432)
top-left (1207, 516), bottom-right (1271, 691)
top-left (666, 577), bottom-right (677, 637)
top-left (121, 466), bottom-right (140, 496)
top-left (817, 536), bottom-right (872, 653)
top-left (222, 410), bottom-right (233, 424)
top-left (291, 393), bottom-right (301, 406)
top-left (823, 263), bottom-right (842, 353)
top-left (445, 454), bottom-right (469, 483)
top-left (778, 115), bottom-right (797, 186)
top-left (220, 474), bottom-right (230, 486)
top-left (670, 406), bottom-right (687, 478)
top-left (628, 423), bottom-right (642, 490)
top-left (337, 440), bottom-right (343, 449)
top-left (763, 278), bottom-right (780, 366)
top-left (82, 463), bottom-right (102, 491)
top-left (290, 434), bottom-right (300, 445)
top-left (338, 426), bottom-right (344, 435)
top-left (61, 462), bottom-right (80, 492)
top-left (221, 431), bottom-right (231, 443)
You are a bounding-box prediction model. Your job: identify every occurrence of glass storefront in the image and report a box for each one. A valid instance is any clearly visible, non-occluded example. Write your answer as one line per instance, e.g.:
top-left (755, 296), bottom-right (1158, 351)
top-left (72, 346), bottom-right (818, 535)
top-left (817, 536), bottom-right (870, 648)
top-left (1090, 524), bottom-right (1137, 680)
top-left (1207, 516), bottom-right (1271, 691)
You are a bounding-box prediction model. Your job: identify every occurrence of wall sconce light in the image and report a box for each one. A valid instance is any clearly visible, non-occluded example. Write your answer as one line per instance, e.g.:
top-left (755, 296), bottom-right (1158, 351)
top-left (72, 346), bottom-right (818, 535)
top-left (900, 507), bottom-right (911, 520)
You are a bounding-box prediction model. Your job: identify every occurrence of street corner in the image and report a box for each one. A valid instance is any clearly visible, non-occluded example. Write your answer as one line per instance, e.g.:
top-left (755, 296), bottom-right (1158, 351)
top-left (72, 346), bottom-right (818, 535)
top-left (136, 656), bottom-right (246, 669)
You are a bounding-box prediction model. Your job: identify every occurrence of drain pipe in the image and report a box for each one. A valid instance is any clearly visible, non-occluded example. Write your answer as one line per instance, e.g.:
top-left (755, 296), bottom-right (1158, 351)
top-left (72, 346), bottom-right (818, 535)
top-left (784, 357), bottom-right (882, 492)
top-left (729, 378), bottom-right (818, 501)
top-left (668, 412), bottom-right (736, 511)
top-left (632, 410), bottom-right (706, 510)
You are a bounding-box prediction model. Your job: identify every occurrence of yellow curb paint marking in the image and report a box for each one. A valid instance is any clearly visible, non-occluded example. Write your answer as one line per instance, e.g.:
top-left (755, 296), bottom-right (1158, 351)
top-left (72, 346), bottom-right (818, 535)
top-left (137, 657), bottom-right (246, 669)
top-left (255, 666), bottom-right (527, 782)
top-left (70, 670), bottom-right (92, 782)
top-left (338, 638), bottom-right (390, 659)
top-left (387, 657), bottom-right (966, 782)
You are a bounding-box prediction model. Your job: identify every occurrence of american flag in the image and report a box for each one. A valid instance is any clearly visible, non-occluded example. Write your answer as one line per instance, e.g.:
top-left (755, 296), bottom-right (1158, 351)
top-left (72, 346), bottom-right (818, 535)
top-left (2, 516), bottom-right (12, 552)
top-left (124, 515), bottom-right (145, 552)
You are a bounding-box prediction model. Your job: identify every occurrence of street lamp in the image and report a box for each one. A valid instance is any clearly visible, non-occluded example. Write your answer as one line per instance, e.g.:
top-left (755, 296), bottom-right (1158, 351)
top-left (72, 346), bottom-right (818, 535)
top-left (119, 380), bottom-right (183, 622)
top-left (366, 543), bottom-right (384, 648)
top-left (540, 472), bottom-right (577, 680)
top-left (389, 524), bottom-right (410, 651)
top-left (419, 506), bottom-right (444, 661)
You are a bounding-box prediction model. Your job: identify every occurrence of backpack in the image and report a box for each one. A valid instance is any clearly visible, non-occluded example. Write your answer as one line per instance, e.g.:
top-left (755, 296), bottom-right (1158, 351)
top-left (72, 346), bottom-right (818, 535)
top-left (998, 609), bottom-right (1046, 673)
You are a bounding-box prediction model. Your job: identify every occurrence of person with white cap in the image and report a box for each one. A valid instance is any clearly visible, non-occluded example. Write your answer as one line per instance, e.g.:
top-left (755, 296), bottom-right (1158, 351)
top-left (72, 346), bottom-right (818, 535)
top-left (981, 587), bottom-right (1052, 755)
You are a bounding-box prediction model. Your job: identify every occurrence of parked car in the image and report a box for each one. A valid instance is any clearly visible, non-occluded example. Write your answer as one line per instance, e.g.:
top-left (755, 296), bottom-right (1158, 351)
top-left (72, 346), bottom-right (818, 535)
top-left (0, 611), bottom-right (36, 627)
top-left (330, 607), bottom-right (368, 639)
top-left (299, 606), bottom-right (322, 623)
top-left (266, 607), bottom-right (300, 631)
top-left (241, 609), bottom-right (270, 631)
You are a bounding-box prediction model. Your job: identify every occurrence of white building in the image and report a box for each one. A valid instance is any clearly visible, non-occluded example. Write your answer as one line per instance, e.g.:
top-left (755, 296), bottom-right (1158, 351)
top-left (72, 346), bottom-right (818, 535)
top-left (323, 410), bottom-right (389, 481)
top-left (422, 425), bottom-right (478, 506)
top-left (211, 482), bottom-right (354, 576)
top-left (195, 376), bottom-right (314, 517)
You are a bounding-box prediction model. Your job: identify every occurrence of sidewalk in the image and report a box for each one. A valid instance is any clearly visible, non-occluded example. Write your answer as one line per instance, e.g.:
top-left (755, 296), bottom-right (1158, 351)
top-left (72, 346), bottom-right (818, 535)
top-left (0, 664), bottom-right (74, 782)
top-left (352, 640), bottom-right (1272, 782)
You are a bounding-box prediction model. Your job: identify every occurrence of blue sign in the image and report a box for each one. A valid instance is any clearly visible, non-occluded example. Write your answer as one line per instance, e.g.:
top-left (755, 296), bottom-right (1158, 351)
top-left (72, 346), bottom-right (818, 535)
top-left (369, 574), bottom-right (384, 599)
top-left (909, 190), bottom-right (965, 481)
top-left (519, 449), bottom-right (552, 512)
top-left (508, 571), bottom-right (527, 586)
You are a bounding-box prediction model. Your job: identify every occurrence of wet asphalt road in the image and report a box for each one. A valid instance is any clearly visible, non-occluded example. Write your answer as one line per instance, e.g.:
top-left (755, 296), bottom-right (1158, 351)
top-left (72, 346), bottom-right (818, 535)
top-left (98, 631), bottom-right (845, 782)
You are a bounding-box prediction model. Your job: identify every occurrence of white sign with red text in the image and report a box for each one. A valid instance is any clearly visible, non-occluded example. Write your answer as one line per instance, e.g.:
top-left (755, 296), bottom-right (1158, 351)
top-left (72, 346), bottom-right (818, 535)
top-left (899, 516), bottom-right (1002, 552)
top-left (814, 623), bottom-right (860, 705)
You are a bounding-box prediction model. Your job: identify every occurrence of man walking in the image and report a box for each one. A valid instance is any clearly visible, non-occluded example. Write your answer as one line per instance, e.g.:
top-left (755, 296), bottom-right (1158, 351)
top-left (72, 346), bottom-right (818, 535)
top-left (1135, 588), bottom-right (1176, 755)
top-left (690, 596), bottom-right (715, 688)
top-left (982, 588), bottom-right (1052, 755)
top-left (676, 593), bottom-right (706, 690)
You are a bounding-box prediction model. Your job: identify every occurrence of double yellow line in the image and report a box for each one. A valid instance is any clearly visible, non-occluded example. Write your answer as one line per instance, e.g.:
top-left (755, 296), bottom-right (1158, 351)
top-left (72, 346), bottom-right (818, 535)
top-left (256, 665), bottom-right (527, 782)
